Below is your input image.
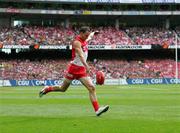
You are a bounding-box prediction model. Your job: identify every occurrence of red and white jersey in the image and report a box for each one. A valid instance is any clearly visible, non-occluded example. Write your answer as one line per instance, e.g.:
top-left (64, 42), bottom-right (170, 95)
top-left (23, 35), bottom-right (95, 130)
top-left (71, 36), bottom-right (88, 67)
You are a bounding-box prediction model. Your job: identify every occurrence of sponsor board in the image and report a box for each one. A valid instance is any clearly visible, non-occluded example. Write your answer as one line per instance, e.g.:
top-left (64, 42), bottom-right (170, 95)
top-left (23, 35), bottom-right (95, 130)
top-left (1, 80), bottom-right (15, 86)
top-left (2, 44), bottom-right (180, 50)
top-left (3, 45), bottom-right (29, 49)
top-left (15, 80), bottom-right (64, 86)
top-left (105, 79), bottom-right (127, 85)
top-left (127, 78), bottom-right (180, 84)
top-left (87, 45), bottom-right (151, 50)
top-left (39, 45), bottom-right (67, 49)
top-left (1, 78), bottom-right (179, 86)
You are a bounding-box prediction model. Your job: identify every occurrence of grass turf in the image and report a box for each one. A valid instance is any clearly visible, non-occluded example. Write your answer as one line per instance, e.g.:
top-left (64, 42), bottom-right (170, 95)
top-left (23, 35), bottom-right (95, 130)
top-left (0, 84), bottom-right (180, 133)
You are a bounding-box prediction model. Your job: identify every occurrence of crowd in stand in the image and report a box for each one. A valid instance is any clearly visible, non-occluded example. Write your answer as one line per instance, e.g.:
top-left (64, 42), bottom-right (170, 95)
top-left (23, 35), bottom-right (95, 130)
top-left (125, 27), bottom-right (175, 45)
top-left (89, 27), bottom-right (133, 45)
top-left (0, 26), bottom-right (179, 46)
top-left (94, 59), bottom-right (178, 79)
top-left (23, 26), bottom-right (74, 45)
top-left (0, 27), bottom-right (35, 45)
top-left (1, 59), bottom-right (179, 80)
top-left (1, 59), bottom-right (67, 80)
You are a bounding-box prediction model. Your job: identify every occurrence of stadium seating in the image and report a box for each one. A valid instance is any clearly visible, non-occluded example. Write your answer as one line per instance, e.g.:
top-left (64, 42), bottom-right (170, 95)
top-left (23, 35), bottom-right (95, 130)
top-left (1, 59), bottom-right (179, 80)
top-left (125, 27), bottom-right (175, 45)
top-left (0, 26), bottom-right (179, 46)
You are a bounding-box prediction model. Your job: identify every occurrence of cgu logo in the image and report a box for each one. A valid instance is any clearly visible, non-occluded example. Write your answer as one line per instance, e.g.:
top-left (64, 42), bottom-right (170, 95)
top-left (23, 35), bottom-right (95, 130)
top-left (72, 80), bottom-right (82, 85)
top-left (17, 81), bottom-right (29, 86)
top-left (35, 80), bottom-right (47, 86)
top-left (54, 80), bottom-right (63, 85)
top-left (151, 79), bottom-right (163, 84)
top-left (170, 79), bottom-right (180, 84)
top-left (132, 79), bottom-right (144, 84)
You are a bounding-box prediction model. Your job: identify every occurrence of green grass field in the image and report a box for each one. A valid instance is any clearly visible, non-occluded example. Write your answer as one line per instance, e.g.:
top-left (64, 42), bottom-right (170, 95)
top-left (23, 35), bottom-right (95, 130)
top-left (0, 84), bottom-right (180, 133)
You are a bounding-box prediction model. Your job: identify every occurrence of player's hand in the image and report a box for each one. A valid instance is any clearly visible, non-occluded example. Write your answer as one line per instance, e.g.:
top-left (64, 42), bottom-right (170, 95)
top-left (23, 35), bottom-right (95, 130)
top-left (94, 31), bottom-right (99, 35)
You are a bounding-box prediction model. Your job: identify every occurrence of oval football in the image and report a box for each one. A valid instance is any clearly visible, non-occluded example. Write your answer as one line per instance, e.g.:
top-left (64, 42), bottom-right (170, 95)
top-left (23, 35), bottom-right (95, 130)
top-left (96, 71), bottom-right (105, 85)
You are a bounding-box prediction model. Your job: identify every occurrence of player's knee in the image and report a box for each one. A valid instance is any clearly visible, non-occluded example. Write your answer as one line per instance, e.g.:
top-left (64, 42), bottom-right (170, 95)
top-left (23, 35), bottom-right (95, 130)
top-left (60, 86), bottom-right (68, 92)
top-left (88, 85), bottom-right (96, 93)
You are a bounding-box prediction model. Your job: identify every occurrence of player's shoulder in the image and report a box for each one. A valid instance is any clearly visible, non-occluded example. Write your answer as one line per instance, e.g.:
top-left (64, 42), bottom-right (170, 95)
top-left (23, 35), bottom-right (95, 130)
top-left (73, 40), bottom-right (81, 47)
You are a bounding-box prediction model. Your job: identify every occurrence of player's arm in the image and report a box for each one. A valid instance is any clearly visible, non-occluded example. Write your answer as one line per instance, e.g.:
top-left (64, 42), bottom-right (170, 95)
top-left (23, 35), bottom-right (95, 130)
top-left (73, 40), bottom-right (90, 73)
top-left (86, 31), bottom-right (99, 42)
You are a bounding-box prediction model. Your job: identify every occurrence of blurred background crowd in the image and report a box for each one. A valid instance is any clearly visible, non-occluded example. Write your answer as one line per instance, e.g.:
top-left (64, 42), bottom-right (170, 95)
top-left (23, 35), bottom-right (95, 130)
top-left (1, 59), bottom-right (179, 80)
top-left (0, 26), bottom-right (179, 46)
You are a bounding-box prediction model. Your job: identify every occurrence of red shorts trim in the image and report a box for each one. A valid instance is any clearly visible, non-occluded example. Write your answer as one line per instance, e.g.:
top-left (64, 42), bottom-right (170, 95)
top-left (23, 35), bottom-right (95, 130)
top-left (65, 63), bottom-right (87, 80)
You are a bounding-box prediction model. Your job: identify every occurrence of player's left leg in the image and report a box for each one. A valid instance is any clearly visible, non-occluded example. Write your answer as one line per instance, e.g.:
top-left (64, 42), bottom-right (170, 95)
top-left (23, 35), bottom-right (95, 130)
top-left (39, 78), bottom-right (72, 97)
top-left (79, 77), bottom-right (109, 116)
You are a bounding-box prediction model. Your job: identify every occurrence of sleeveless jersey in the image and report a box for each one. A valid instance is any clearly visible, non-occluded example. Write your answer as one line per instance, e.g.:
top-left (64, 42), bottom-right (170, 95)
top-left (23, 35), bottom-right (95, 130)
top-left (71, 36), bottom-right (88, 67)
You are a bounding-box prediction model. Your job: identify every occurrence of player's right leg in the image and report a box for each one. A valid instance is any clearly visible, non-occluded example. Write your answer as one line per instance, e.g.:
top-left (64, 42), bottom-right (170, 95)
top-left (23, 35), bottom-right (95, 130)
top-left (79, 77), bottom-right (109, 116)
top-left (39, 78), bottom-right (71, 97)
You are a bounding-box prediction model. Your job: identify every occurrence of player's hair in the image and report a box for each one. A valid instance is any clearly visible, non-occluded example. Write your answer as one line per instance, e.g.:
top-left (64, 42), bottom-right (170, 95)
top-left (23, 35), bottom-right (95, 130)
top-left (79, 26), bottom-right (90, 33)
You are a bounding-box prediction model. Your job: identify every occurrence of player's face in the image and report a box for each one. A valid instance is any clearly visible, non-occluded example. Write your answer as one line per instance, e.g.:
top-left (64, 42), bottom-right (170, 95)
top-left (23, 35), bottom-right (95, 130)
top-left (81, 31), bottom-right (90, 40)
